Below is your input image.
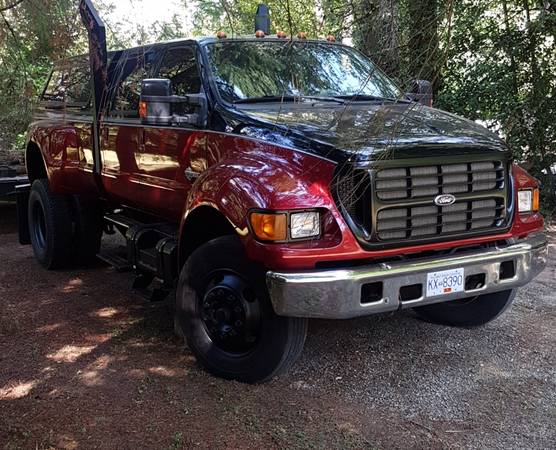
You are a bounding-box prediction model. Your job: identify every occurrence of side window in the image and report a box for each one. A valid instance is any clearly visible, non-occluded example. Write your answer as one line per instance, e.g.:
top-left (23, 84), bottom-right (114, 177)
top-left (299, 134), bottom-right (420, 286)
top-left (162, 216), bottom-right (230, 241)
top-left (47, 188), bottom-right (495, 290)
top-left (42, 62), bottom-right (91, 108)
top-left (43, 68), bottom-right (69, 102)
top-left (66, 64), bottom-right (91, 106)
top-left (157, 46), bottom-right (201, 95)
top-left (110, 52), bottom-right (154, 118)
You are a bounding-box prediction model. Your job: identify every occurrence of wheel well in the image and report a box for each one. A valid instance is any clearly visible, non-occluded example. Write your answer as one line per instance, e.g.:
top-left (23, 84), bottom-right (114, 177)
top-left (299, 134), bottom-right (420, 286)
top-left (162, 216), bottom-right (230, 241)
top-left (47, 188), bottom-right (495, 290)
top-left (26, 142), bottom-right (47, 182)
top-left (179, 206), bottom-right (237, 266)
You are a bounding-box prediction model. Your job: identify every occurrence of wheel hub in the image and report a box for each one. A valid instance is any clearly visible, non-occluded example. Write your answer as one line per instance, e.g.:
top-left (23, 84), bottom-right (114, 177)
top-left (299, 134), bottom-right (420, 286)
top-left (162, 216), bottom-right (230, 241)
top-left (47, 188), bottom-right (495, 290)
top-left (200, 273), bottom-right (261, 353)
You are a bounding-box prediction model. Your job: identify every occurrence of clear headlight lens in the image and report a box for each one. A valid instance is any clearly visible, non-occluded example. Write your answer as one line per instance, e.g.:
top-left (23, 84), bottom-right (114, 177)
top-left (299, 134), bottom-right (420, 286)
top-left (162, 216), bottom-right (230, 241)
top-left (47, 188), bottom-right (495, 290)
top-left (290, 211), bottom-right (320, 239)
top-left (518, 188), bottom-right (539, 213)
top-left (518, 190), bottom-right (533, 213)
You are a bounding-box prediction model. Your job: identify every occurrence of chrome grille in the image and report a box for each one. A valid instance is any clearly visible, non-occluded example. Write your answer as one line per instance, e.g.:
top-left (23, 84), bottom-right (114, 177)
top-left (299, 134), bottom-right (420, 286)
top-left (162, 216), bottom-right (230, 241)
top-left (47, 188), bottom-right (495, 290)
top-left (376, 198), bottom-right (504, 241)
top-left (370, 160), bottom-right (510, 244)
top-left (375, 161), bottom-right (504, 200)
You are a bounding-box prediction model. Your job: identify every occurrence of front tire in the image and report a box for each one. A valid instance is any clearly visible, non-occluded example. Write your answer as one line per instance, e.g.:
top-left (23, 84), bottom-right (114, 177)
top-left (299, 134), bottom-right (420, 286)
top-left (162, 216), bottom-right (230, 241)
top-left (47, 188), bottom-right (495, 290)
top-left (175, 235), bottom-right (308, 383)
top-left (414, 289), bottom-right (516, 327)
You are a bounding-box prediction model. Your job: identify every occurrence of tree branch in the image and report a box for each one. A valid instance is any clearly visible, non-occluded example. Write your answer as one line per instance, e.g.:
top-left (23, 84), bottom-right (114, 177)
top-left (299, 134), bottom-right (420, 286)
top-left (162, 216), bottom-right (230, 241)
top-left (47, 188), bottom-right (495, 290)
top-left (0, 0), bottom-right (24, 13)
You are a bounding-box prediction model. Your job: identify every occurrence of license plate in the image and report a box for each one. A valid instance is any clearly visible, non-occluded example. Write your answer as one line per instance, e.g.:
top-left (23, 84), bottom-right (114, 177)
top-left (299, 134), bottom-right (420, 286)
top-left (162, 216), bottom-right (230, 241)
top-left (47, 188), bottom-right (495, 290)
top-left (426, 268), bottom-right (464, 297)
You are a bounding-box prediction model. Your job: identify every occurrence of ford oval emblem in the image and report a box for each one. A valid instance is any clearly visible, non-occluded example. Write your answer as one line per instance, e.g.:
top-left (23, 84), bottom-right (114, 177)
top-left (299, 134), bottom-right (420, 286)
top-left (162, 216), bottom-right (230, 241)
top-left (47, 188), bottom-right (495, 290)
top-left (434, 194), bottom-right (456, 206)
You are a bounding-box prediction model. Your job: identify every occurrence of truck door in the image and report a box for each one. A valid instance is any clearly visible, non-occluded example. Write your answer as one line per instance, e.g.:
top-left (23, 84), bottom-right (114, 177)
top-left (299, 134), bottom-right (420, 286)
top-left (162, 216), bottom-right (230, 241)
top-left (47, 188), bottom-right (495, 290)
top-left (100, 50), bottom-right (154, 213)
top-left (138, 44), bottom-right (206, 220)
top-left (100, 45), bottom-right (206, 221)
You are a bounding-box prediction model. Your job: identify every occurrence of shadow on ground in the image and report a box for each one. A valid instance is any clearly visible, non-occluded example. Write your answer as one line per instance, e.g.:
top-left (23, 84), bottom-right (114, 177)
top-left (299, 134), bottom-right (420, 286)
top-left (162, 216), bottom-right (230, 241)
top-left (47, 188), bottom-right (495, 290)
top-left (1, 206), bottom-right (555, 449)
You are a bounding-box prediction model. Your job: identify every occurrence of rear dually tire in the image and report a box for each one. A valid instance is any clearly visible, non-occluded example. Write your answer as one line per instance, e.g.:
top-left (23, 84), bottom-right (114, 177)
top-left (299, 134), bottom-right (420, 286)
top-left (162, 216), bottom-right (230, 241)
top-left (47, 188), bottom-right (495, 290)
top-left (28, 179), bottom-right (73, 269)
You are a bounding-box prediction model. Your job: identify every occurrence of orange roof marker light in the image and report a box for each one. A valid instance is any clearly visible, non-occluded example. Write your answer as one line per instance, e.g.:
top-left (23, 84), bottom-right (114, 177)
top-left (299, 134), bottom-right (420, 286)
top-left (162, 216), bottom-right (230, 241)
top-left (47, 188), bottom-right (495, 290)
top-left (255, 29), bottom-right (266, 38)
top-left (326, 35), bottom-right (336, 42)
top-left (216, 31), bottom-right (227, 39)
top-left (297, 32), bottom-right (307, 39)
top-left (276, 31), bottom-right (287, 38)
top-left (139, 101), bottom-right (147, 119)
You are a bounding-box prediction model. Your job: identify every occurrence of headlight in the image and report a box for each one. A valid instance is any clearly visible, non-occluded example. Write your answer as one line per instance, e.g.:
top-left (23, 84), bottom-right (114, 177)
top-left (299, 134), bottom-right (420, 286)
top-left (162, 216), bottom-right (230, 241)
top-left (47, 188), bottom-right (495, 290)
top-left (518, 188), bottom-right (539, 213)
top-left (290, 211), bottom-right (320, 239)
top-left (249, 210), bottom-right (320, 241)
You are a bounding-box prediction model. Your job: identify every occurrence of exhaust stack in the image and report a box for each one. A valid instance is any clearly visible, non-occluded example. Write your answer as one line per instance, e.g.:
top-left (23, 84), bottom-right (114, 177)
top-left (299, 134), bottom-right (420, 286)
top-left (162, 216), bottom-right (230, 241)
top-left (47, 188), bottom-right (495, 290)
top-left (79, 0), bottom-right (107, 180)
top-left (254, 4), bottom-right (270, 34)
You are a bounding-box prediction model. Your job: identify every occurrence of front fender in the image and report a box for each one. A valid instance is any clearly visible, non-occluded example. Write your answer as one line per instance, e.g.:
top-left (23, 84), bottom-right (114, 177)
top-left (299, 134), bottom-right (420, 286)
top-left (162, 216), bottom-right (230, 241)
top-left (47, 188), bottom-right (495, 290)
top-left (178, 141), bottom-right (350, 269)
top-left (182, 145), bottom-right (338, 235)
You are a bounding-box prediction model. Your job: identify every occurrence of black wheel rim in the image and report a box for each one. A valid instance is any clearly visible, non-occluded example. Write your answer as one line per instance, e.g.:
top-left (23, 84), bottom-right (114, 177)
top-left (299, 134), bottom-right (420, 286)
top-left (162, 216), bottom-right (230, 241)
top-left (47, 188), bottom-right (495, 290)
top-left (32, 201), bottom-right (47, 251)
top-left (198, 271), bottom-right (261, 354)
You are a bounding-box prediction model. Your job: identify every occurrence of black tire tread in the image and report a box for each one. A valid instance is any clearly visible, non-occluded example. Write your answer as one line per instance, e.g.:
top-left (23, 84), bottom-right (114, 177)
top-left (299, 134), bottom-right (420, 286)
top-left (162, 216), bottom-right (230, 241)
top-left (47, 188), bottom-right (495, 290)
top-left (70, 196), bottom-right (103, 264)
top-left (414, 289), bottom-right (516, 328)
top-left (28, 179), bottom-right (73, 269)
top-left (176, 235), bottom-right (308, 383)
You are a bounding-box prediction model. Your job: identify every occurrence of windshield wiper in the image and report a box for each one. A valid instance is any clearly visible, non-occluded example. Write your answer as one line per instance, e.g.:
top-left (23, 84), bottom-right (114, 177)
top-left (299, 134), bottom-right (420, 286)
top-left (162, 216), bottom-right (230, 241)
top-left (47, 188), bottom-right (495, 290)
top-left (333, 94), bottom-right (409, 103)
top-left (234, 95), bottom-right (345, 104)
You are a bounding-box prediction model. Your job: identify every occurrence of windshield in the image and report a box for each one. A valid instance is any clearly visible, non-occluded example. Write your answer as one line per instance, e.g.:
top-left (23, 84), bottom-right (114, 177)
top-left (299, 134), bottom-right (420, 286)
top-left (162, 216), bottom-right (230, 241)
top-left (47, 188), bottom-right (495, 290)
top-left (204, 41), bottom-right (402, 103)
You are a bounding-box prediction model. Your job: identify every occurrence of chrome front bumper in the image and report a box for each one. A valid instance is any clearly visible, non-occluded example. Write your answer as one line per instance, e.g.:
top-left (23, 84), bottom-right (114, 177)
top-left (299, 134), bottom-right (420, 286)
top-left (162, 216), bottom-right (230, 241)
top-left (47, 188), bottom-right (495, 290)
top-left (266, 233), bottom-right (548, 319)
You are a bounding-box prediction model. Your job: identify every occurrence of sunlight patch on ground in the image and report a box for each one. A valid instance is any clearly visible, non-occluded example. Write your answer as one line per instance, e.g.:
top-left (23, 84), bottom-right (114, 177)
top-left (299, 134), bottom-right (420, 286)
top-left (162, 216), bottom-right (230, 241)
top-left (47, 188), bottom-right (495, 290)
top-left (36, 323), bottom-right (63, 333)
top-left (78, 355), bottom-right (112, 387)
top-left (61, 277), bottom-right (84, 293)
top-left (47, 345), bottom-right (96, 363)
top-left (0, 380), bottom-right (37, 399)
top-left (148, 366), bottom-right (182, 377)
top-left (93, 307), bottom-right (122, 318)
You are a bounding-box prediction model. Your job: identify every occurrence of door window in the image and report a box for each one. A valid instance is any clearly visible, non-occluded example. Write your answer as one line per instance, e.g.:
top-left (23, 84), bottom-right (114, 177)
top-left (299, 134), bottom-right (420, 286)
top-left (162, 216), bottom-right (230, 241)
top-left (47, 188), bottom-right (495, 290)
top-left (110, 51), bottom-right (155, 119)
top-left (157, 46), bottom-right (202, 96)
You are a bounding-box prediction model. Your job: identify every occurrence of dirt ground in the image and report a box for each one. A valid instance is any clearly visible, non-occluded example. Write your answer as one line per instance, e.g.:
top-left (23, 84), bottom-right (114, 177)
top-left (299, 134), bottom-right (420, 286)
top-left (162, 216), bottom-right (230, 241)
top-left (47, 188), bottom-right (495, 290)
top-left (1, 203), bottom-right (555, 450)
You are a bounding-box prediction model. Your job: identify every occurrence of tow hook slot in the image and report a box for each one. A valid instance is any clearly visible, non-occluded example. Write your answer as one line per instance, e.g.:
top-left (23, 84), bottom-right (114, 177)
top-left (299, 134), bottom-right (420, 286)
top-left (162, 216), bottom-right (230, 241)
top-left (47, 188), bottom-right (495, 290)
top-left (465, 273), bottom-right (486, 291)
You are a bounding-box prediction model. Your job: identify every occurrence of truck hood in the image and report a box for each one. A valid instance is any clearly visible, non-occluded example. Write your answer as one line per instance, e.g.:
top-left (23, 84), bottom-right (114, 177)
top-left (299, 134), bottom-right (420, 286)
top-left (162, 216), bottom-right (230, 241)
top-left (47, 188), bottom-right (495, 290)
top-left (234, 101), bottom-right (510, 160)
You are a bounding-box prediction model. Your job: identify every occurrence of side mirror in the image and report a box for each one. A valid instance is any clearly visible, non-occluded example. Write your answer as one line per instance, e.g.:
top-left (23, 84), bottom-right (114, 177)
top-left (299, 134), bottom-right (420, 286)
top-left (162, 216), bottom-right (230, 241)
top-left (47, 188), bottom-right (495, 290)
top-left (140, 78), bottom-right (207, 127)
top-left (406, 79), bottom-right (433, 107)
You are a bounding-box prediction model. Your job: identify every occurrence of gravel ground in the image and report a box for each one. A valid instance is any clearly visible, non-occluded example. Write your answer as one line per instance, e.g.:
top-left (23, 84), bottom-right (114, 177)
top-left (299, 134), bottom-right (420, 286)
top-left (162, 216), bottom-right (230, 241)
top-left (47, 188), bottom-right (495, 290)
top-left (0, 203), bottom-right (554, 449)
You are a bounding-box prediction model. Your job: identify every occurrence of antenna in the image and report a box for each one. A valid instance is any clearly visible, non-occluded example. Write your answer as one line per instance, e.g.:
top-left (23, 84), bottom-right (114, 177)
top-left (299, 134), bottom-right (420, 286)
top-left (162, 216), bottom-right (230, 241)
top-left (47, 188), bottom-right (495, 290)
top-left (255, 4), bottom-right (270, 35)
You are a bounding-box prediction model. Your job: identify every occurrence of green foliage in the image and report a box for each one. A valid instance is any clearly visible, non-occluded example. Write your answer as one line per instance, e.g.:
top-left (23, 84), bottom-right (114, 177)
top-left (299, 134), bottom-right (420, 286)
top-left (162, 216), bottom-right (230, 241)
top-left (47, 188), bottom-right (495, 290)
top-left (0, 0), bottom-right (554, 213)
top-left (190, 0), bottom-right (347, 38)
top-left (435, 0), bottom-right (555, 211)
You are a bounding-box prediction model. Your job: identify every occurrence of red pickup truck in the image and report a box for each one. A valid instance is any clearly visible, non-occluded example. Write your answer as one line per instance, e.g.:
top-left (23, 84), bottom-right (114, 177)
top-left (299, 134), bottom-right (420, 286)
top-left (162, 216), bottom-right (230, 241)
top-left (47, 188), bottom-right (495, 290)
top-left (17, 1), bottom-right (547, 382)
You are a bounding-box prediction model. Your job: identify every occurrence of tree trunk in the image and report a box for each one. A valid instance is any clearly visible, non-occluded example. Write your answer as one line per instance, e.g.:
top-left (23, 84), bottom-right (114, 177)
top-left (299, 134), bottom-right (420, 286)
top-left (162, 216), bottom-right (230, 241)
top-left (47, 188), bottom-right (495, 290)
top-left (407, 0), bottom-right (440, 93)
top-left (353, 0), bottom-right (401, 79)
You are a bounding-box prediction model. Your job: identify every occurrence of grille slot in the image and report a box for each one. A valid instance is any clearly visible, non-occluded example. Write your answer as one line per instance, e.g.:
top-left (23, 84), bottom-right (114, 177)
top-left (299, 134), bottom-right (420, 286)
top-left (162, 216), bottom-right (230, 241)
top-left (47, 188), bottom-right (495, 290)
top-left (376, 198), bottom-right (505, 241)
top-left (375, 161), bottom-right (504, 200)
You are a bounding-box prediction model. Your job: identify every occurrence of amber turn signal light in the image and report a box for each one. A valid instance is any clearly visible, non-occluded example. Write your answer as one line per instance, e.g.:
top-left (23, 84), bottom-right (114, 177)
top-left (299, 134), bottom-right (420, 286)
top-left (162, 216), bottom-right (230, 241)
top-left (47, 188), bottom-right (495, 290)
top-left (250, 212), bottom-right (287, 241)
top-left (533, 187), bottom-right (540, 212)
top-left (139, 101), bottom-right (147, 118)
